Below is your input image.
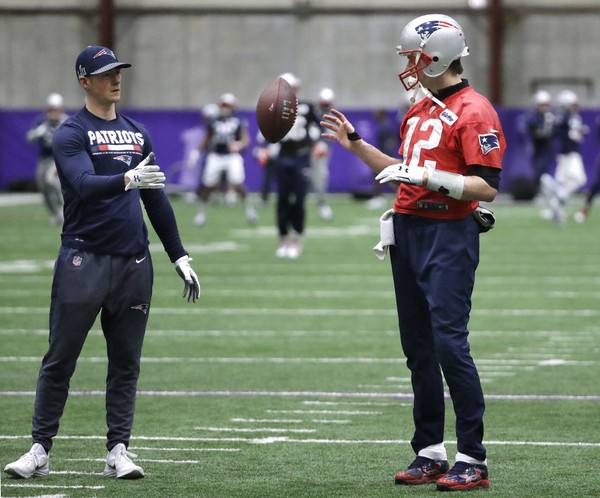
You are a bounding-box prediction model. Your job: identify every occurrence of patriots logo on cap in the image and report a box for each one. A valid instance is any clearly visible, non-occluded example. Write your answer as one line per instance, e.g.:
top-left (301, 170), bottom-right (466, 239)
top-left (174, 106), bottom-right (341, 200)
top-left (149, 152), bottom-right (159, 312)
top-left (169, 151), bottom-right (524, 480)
top-left (94, 48), bottom-right (116, 59)
top-left (478, 133), bottom-right (500, 155)
top-left (114, 155), bottom-right (132, 166)
top-left (415, 20), bottom-right (459, 40)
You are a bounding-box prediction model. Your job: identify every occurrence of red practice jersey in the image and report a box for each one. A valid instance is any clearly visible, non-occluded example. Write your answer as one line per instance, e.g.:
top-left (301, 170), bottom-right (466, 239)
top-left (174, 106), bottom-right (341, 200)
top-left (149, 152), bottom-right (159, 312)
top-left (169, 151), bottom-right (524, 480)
top-left (393, 84), bottom-right (505, 219)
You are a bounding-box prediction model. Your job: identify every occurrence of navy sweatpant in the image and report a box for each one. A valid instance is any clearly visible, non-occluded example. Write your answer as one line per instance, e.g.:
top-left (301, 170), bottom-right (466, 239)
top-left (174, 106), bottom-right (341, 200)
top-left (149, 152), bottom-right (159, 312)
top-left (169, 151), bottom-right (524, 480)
top-left (389, 213), bottom-right (486, 461)
top-left (32, 247), bottom-right (153, 452)
top-left (275, 156), bottom-right (310, 237)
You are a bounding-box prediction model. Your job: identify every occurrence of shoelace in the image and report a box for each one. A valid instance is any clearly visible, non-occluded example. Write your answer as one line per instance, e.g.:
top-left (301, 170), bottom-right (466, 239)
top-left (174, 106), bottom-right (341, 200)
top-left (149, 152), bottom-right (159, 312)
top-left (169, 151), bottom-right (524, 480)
top-left (19, 449), bottom-right (43, 466)
top-left (115, 448), bottom-right (138, 462)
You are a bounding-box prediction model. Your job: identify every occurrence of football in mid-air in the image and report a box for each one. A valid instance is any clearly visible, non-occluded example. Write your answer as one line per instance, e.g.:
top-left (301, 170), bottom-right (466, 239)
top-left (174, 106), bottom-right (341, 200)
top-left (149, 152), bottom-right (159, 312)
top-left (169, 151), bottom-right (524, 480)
top-left (256, 77), bottom-right (298, 143)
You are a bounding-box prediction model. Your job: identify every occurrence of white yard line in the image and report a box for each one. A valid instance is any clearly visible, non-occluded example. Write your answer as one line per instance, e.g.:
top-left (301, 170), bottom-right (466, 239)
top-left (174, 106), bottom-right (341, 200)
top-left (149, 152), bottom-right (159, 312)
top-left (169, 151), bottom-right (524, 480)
top-left (1, 389), bottom-right (599, 401)
top-left (2, 306), bottom-right (600, 318)
top-left (2, 434), bottom-right (598, 447)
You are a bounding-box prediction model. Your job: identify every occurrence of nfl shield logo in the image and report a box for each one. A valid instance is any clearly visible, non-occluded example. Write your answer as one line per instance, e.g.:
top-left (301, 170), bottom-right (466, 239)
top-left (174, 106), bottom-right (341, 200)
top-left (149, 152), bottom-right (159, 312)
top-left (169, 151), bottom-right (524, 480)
top-left (72, 255), bottom-right (83, 267)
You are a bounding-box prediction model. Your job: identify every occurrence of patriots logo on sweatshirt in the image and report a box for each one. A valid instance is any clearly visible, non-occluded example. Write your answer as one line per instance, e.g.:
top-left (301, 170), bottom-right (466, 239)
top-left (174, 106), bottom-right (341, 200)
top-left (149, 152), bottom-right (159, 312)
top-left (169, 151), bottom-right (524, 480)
top-left (114, 155), bottom-right (132, 166)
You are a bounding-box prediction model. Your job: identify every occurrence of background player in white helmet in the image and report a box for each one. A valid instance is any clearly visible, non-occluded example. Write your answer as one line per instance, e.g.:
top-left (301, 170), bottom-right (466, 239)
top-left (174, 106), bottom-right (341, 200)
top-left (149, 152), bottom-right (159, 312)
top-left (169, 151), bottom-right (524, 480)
top-left (193, 93), bottom-right (258, 226)
top-left (272, 72), bottom-right (321, 259)
top-left (26, 92), bottom-right (68, 225)
top-left (321, 13), bottom-right (504, 491)
top-left (310, 87), bottom-right (336, 221)
top-left (520, 89), bottom-right (556, 189)
top-left (539, 89), bottom-right (588, 225)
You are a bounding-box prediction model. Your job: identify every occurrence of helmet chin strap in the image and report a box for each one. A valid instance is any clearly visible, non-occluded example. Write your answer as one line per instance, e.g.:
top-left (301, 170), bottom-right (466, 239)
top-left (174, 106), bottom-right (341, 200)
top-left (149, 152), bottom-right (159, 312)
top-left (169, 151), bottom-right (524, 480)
top-left (413, 82), bottom-right (446, 109)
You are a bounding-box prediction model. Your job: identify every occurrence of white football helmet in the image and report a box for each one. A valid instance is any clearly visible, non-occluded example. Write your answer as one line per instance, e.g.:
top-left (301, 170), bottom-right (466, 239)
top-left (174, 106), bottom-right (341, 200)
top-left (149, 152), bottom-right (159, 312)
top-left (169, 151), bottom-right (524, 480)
top-left (46, 92), bottom-right (64, 109)
top-left (319, 88), bottom-right (335, 104)
top-left (396, 14), bottom-right (469, 90)
top-left (533, 90), bottom-right (551, 106)
top-left (280, 72), bottom-right (301, 90)
top-left (556, 89), bottom-right (578, 108)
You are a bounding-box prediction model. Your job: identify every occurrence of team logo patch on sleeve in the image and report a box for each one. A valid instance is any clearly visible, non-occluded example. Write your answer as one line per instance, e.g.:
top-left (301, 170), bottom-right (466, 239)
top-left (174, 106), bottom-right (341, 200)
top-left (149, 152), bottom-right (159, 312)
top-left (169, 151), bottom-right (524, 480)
top-left (478, 133), bottom-right (500, 155)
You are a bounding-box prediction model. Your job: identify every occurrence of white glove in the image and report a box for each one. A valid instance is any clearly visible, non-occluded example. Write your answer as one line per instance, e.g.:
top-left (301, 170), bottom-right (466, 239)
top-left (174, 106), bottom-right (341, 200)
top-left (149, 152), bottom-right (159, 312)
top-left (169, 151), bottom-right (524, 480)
top-left (124, 152), bottom-right (166, 191)
top-left (375, 163), bottom-right (426, 185)
top-left (174, 255), bottom-right (200, 303)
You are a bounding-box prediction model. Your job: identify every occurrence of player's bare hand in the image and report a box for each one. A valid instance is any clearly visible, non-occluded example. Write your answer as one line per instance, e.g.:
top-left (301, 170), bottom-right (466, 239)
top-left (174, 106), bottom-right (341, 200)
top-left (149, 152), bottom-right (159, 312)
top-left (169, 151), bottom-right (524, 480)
top-left (320, 109), bottom-right (358, 149)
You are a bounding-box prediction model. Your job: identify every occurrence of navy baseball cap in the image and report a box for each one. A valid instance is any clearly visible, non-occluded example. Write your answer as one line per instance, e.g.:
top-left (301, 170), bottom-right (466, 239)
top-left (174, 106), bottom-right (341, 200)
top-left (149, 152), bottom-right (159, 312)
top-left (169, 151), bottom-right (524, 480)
top-left (75, 46), bottom-right (131, 78)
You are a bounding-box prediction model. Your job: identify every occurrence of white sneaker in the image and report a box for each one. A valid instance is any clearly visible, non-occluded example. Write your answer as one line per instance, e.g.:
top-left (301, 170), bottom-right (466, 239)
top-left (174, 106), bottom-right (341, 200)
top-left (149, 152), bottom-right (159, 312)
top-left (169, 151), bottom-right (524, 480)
top-left (4, 443), bottom-right (49, 478)
top-left (194, 211), bottom-right (206, 227)
top-left (245, 206), bottom-right (259, 224)
top-left (103, 443), bottom-right (144, 479)
top-left (574, 209), bottom-right (588, 223)
top-left (319, 204), bottom-right (333, 221)
top-left (276, 239), bottom-right (289, 258)
top-left (287, 239), bottom-right (302, 259)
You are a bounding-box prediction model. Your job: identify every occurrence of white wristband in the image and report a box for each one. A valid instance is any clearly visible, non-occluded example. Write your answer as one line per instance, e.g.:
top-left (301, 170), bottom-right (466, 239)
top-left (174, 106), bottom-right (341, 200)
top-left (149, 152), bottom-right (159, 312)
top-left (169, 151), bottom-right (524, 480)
top-left (426, 169), bottom-right (465, 200)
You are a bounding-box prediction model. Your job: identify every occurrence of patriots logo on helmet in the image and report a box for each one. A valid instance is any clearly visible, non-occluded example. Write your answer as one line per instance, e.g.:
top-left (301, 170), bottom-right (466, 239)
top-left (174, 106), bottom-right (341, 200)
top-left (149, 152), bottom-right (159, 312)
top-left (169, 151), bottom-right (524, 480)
top-left (478, 133), bottom-right (500, 155)
top-left (94, 48), bottom-right (116, 59)
top-left (114, 155), bottom-right (132, 166)
top-left (415, 20), bottom-right (459, 40)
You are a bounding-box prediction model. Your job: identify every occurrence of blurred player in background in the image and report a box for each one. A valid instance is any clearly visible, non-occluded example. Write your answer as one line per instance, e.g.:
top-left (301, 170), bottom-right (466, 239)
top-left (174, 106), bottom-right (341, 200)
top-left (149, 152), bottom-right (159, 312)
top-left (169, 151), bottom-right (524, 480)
top-left (522, 89), bottom-right (556, 188)
top-left (574, 115), bottom-right (600, 222)
top-left (321, 14), bottom-right (504, 491)
top-left (539, 89), bottom-right (588, 225)
top-left (180, 102), bottom-right (219, 201)
top-left (273, 72), bottom-right (321, 259)
top-left (4, 45), bottom-right (200, 481)
top-left (310, 87), bottom-right (336, 221)
top-left (193, 93), bottom-right (258, 227)
top-left (367, 106), bottom-right (403, 210)
top-left (254, 135), bottom-right (279, 205)
top-left (26, 93), bottom-right (68, 225)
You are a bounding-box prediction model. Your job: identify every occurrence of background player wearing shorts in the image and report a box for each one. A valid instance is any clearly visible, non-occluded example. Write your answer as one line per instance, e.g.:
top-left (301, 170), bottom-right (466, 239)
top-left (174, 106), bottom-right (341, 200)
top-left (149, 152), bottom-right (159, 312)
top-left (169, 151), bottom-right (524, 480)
top-left (321, 14), bottom-right (504, 492)
top-left (273, 72), bottom-right (321, 259)
top-left (26, 93), bottom-right (68, 226)
top-left (194, 93), bottom-right (258, 227)
top-left (4, 45), bottom-right (200, 481)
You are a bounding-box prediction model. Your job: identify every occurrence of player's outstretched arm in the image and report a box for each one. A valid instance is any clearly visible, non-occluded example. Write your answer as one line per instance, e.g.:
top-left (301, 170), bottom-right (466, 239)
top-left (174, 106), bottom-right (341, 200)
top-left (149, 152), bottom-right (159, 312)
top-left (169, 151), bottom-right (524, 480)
top-left (320, 108), bottom-right (397, 174)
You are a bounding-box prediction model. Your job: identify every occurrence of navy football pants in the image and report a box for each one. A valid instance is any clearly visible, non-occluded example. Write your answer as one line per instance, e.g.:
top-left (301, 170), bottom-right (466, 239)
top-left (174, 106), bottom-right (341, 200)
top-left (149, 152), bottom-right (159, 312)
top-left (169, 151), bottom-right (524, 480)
top-left (389, 213), bottom-right (486, 461)
top-left (275, 157), bottom-right (310, 237)
top-left (32, 247), bottom-right (153, 452)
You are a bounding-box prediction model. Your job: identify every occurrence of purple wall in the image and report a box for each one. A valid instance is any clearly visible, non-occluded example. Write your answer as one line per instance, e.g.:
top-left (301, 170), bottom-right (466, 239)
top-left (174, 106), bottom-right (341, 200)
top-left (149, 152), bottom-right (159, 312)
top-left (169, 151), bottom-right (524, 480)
top-left (1, 107), bottom-right (598, 195)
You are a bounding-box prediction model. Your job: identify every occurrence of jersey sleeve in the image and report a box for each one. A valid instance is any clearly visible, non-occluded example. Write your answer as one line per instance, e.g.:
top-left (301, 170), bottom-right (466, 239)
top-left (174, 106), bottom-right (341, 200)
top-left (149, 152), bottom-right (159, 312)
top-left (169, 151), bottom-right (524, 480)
top-left (454, 115), bottom-right (505, 170)
top-left (53, 121), bottom-right (126, 199)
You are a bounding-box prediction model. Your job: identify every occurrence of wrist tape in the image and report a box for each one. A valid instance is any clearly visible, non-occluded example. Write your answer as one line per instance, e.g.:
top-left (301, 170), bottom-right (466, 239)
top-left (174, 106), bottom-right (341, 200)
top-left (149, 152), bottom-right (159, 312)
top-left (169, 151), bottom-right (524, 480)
top-left (426, 169), bottom-right (465, 200)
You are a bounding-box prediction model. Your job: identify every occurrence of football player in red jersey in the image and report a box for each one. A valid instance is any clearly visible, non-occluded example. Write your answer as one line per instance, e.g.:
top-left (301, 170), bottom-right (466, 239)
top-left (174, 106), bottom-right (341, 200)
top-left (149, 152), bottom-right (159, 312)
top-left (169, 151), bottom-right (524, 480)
top-left (321, 14), bottom-right (505, 492)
